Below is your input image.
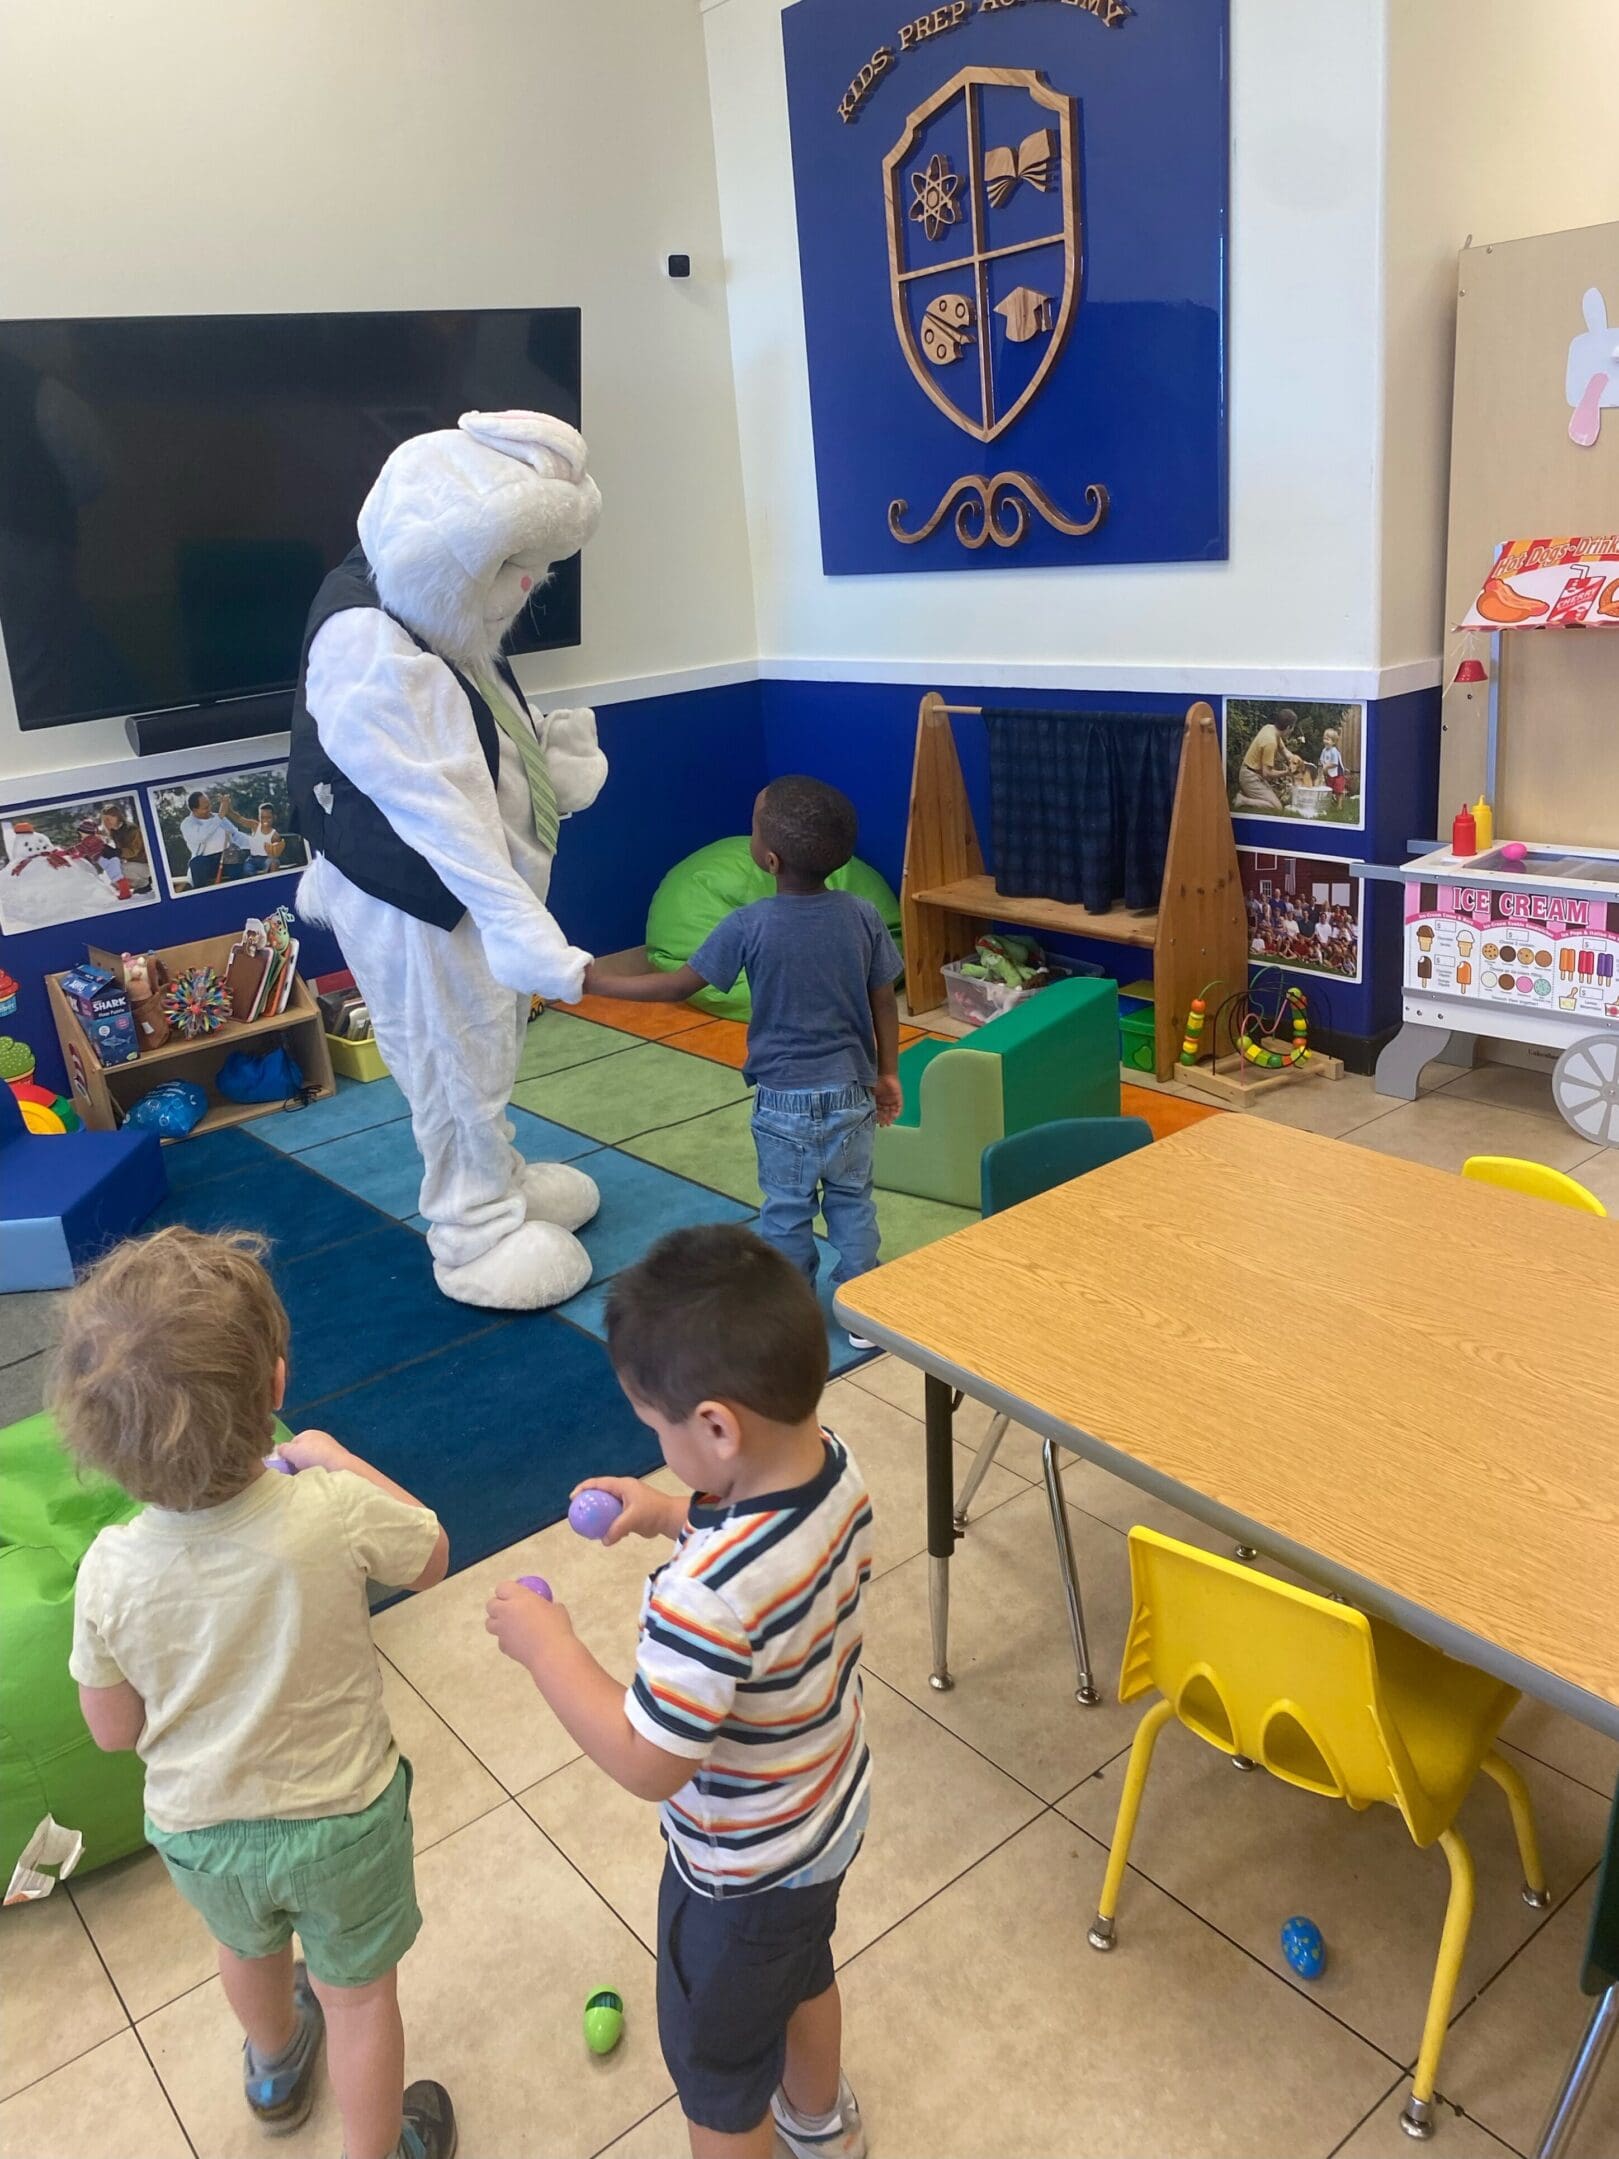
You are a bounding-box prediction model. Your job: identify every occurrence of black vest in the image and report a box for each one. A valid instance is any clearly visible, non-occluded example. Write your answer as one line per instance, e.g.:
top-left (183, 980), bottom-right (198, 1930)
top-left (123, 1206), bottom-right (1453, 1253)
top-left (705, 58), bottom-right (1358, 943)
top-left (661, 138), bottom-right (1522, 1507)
top-left (288, 547), bottom-right (525, 932)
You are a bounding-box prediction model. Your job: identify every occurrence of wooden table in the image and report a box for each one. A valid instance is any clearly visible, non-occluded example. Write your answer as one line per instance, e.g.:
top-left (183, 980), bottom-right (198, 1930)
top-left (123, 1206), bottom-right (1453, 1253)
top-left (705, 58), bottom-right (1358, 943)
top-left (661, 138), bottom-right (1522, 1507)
top-left (836, 1115), bottom-right (1619, 1737)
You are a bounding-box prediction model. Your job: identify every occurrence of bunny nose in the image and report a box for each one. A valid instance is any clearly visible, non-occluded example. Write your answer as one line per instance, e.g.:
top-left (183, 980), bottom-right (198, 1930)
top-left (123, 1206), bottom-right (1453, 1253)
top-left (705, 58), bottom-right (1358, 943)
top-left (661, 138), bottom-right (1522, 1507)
top-left (520, 575), bottom-right (533, 592)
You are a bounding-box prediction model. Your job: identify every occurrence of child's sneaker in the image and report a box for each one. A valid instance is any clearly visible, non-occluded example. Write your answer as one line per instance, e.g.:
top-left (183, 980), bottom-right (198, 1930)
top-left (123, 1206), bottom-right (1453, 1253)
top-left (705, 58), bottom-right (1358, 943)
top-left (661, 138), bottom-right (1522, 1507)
top-left (772, 2074), bottom-right (866, 2159)
top-left (399, 2079), bottom-right (458, 2159)
top-left (241, 1961), bottom-right (323, 2133)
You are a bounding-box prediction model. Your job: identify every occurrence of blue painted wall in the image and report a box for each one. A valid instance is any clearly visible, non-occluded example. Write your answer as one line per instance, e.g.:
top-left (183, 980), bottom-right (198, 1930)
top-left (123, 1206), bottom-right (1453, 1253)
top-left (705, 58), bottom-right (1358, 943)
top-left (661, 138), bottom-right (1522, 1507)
top-left (5, 679), bottom-right (767, 1097)
top-left (761, 676), bottom-right (1442, 1048)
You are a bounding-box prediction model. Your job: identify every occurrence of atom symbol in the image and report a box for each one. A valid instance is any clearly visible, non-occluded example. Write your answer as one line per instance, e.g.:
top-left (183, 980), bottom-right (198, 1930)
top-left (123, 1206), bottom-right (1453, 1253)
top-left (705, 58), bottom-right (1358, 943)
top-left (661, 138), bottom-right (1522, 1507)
top-left (909, 153), bottom-right (962, 243)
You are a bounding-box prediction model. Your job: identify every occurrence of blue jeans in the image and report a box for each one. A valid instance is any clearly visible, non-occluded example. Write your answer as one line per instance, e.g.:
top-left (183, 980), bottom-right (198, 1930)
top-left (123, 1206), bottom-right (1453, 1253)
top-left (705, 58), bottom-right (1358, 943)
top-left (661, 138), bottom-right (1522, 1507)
top-left (752, 1084), bottom-right (879, 1292)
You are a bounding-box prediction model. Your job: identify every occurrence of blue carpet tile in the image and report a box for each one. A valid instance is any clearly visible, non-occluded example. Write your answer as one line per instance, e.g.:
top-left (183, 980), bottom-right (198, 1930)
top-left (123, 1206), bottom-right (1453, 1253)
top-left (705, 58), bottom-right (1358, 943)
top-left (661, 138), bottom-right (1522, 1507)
top-left (273, 1224), bottom-right (503, 1409)
top-left (250, 1076), bottom-right (412, 1154)
top-left (558, 1233), bottom-right (873, 1380)
top-left (286, 1306), bottom-right (657, 1575)
top-left (564, 1149), bottom-right (756, 1286)
top-left (160, 1125), bottom-right (284, 1196)
top-left (296, 1106), bottom-right (598, 1221)
top-left (149, 1150), bottom-right (383, 1263)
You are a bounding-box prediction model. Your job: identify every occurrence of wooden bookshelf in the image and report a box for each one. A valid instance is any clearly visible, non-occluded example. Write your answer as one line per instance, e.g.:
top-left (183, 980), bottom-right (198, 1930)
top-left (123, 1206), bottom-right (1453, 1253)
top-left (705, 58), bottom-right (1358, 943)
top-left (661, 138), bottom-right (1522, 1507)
top-left (913, 874), bottom-right (1160, 949)
top-left (47, 931), bottom-right (336, 1137)
top-left (899, 692), bottom-right (1248, 1080)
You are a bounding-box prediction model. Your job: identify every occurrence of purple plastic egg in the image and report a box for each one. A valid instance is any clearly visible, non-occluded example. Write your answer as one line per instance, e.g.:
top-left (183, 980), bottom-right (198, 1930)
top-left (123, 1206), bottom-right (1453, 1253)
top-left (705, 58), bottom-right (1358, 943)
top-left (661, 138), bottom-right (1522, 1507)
top-left (568, 1490), bottom-right (623, 1542)
top-left (264, 1454), bottom-right (295, 1475)
top-left (517, 1575), bottom-right (553, 1602)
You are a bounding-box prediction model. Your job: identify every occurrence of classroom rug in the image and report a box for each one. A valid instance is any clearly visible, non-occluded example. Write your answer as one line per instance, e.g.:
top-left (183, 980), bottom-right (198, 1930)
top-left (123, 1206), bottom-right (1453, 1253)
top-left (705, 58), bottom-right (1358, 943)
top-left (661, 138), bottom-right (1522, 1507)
top-left (73, 996), bottom-right (1213, 1577)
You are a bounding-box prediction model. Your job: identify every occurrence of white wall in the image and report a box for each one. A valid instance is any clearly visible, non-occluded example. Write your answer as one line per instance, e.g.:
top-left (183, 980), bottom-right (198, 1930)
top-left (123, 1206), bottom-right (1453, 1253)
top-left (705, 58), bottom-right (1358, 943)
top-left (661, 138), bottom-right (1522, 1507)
top-left (0, 0), bottom-right (756, 784)
top-left (703, 0), bottom-right (1393, 691)
top-left (1378, 0), bottom-right (1619, 671)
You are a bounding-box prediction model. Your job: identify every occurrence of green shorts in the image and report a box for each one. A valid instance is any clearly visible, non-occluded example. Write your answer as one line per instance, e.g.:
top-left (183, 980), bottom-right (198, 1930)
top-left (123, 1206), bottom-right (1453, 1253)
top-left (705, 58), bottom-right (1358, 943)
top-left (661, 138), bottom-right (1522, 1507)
top-left (146, 1758), bottom-right (420, 1990)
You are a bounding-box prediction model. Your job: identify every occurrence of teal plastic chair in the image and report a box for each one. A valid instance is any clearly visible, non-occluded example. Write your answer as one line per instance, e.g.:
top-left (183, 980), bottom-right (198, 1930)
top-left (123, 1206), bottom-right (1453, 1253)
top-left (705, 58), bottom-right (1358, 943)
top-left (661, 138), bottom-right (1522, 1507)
top-left (1537, 1779), bottom-right (1619, 2156)
top-left (952, 1117), bottom-right (1155, 1706)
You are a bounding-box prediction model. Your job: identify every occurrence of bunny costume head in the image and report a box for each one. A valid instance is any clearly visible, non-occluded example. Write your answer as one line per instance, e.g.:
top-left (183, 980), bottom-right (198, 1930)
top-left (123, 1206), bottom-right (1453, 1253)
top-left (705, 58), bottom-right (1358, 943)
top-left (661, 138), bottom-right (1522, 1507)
top-left (290, 412), bottom-right (608, 1310)
top-left (360, 412), bottom-right (601, 669)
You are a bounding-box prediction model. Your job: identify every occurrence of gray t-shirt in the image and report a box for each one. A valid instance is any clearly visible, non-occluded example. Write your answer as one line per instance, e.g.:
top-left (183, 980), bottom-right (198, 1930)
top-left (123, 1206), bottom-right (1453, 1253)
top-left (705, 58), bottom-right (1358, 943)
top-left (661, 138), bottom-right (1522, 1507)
top-left (690, 890), bottom-right (904, 1091)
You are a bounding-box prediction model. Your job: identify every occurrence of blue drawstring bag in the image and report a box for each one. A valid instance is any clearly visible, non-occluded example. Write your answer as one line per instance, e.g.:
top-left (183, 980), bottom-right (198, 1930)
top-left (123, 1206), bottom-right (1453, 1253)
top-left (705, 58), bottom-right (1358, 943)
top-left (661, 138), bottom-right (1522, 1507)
top-left (123, 1081), bottom-right (208, 1137)
top-left (216, 1046), bottom-right (308, 1104)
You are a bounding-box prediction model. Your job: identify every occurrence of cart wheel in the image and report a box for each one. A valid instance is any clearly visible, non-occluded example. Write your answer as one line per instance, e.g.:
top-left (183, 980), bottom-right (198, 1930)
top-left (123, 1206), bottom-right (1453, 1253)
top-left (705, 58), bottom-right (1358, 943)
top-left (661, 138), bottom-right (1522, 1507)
top-left (1552, 1033), bottom-right (1619, 1148)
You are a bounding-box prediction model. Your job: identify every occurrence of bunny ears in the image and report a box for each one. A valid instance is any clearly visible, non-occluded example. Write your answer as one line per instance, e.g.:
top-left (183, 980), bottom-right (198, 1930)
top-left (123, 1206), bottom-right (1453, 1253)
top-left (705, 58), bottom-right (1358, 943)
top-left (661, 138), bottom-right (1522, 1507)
top-left (457, 411), bottom-right (588, 488)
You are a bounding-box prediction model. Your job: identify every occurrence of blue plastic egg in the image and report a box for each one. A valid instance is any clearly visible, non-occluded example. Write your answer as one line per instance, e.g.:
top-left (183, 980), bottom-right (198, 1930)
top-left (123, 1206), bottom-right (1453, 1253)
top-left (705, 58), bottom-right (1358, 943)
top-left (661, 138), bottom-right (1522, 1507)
top-left (1280, 1915), bottom-right (1325, 1979)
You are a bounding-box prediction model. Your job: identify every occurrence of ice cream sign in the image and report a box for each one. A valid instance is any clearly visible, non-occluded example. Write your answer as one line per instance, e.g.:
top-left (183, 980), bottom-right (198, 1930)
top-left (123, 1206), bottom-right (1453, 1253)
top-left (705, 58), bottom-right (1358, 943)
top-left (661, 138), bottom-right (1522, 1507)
top-left (1448, 887), bottom-right (1595, 931)
top-left (1404, 883), bottom-right (1617, 1019)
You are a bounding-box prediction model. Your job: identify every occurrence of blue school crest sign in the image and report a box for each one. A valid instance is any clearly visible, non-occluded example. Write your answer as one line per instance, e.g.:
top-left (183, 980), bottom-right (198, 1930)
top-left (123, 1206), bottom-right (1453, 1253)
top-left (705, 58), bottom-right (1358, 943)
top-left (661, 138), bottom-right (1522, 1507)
top-left (783, 0), bottom-right (1228, 572)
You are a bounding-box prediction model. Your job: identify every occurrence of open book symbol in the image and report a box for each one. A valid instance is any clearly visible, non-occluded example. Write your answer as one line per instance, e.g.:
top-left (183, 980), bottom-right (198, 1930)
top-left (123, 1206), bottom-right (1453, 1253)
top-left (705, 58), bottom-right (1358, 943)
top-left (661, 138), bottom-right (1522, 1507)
top-left (984, 128), bottom-right (1056, 208)
top-left (1566, 287), bottom-right (1619, 447)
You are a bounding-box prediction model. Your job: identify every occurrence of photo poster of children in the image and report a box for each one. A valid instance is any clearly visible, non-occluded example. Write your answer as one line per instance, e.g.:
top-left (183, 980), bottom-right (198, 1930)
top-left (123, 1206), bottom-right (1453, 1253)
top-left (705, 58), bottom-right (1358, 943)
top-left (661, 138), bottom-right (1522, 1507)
top-left (0, 790), bottom-right (160, 937)
top-left (147, 762), bottom-right (308, 898)
top-left (1224, 699), bottom-right (1364, 829)
top-left (1240, 848), bottom-right (1363, 982)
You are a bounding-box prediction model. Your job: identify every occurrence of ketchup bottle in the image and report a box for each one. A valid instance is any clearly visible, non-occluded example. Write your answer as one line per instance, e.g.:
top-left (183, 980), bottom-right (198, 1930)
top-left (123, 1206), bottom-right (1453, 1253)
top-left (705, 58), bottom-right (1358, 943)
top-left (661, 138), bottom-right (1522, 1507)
top-left (1451, 803), bottom-right (1478, 857)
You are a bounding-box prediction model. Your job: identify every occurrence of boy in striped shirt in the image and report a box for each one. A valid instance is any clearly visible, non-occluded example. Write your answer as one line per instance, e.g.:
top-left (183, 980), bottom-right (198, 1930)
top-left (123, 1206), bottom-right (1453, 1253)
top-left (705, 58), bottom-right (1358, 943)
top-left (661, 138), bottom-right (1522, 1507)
top-left (486, 1226), bottom-right (873, 2159)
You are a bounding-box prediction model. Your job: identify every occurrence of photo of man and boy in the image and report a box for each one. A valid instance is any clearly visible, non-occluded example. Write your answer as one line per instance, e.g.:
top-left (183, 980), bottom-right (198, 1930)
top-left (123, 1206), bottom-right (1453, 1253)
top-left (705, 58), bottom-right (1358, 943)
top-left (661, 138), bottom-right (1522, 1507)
top-left (148, 763), bottom-right (308, 895)
top-left (1224, 699), bottom-right (1363, 828)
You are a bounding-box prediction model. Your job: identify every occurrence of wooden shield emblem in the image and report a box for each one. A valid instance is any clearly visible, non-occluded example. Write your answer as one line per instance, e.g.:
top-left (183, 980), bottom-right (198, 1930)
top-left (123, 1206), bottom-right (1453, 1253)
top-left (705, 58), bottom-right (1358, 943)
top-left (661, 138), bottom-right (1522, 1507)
top-left (883, 67), bottom-right (1081, 444)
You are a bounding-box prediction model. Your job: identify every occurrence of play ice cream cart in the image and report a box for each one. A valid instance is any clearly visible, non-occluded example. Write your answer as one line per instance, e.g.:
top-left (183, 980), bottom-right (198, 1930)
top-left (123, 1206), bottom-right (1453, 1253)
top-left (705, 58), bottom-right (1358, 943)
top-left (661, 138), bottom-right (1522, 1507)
top-left (1372, 537), bottom-right (1619, 1149)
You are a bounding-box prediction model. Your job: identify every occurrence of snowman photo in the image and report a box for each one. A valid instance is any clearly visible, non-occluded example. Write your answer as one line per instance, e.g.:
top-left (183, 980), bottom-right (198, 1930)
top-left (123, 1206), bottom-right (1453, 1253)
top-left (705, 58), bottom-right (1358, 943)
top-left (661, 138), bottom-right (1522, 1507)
top-left (0, 790), bottom-right (159, 936)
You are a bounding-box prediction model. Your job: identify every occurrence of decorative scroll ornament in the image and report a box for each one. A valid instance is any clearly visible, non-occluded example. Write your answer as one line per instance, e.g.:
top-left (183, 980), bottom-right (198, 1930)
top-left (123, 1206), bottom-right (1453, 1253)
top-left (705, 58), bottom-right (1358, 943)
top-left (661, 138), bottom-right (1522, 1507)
top-left (888, 473), bottom-right (1110, 549)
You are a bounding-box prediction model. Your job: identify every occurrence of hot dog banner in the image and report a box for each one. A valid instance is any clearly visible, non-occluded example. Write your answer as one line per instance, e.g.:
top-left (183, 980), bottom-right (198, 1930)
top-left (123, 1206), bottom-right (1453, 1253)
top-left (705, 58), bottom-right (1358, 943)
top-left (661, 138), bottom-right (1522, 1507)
top-left (1457, 536), bottom-right (1619, 631)
top-left (1404, 881), bottom-right (1619, 1020)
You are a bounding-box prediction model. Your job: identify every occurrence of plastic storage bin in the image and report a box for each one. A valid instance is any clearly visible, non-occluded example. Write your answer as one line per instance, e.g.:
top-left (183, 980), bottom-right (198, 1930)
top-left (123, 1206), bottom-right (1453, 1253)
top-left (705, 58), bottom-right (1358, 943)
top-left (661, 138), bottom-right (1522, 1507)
top-left (942, 960), bottom-right (1028, 1028)
top-left (326, 1032), bottom-right (389, 1082)
top-left (1119, 1004), bottom-right (1157, 1073)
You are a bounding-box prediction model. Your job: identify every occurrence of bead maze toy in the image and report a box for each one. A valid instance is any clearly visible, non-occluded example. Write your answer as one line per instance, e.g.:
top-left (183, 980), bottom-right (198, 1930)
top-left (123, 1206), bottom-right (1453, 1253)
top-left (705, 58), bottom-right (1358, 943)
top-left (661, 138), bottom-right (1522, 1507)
top-left (1172, 975), bottom-right (1343, 1109)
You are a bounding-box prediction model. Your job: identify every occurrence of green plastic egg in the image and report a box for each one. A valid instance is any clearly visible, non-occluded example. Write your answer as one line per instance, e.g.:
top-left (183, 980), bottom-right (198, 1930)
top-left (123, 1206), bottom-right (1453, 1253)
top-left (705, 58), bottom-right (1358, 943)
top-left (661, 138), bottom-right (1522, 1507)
top-left (583, 1987), bottom-right (624, 2056)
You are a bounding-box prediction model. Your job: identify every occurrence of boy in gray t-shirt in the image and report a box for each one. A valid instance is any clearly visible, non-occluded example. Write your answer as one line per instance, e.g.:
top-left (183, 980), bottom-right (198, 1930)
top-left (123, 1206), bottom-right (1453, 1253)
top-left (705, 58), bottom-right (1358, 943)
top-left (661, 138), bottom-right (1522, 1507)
top-left (585, 778), bottom-right (903, 1334)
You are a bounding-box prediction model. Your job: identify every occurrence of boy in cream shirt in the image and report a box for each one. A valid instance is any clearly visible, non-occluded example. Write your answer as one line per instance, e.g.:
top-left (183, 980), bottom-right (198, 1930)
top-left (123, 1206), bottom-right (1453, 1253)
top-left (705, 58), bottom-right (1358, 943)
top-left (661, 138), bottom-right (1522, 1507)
top-left (59, 1228), bottom-right (456, 2159)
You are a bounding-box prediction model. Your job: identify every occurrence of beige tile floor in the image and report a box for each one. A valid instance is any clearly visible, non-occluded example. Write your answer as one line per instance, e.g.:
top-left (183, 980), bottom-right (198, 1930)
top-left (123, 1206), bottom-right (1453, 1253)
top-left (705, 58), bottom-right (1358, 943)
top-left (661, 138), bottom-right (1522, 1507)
top-left (2, 1060), bottom-right (1615, 2159)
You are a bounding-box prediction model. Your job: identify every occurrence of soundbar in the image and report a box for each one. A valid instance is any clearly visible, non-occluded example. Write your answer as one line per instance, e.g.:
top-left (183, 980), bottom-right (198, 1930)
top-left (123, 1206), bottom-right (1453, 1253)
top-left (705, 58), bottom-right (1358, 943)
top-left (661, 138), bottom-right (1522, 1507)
top-left (125, 690), bottom-right (295, 758)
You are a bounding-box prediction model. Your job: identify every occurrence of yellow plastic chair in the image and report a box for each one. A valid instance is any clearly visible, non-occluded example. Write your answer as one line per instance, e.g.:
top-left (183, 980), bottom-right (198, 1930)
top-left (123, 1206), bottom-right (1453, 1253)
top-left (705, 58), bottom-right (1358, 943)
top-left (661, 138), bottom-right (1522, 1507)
top-left (1461, 1155), bottom-right (1607, 1217)
top-left (1088, 1528), bottom-right (1549, 2141)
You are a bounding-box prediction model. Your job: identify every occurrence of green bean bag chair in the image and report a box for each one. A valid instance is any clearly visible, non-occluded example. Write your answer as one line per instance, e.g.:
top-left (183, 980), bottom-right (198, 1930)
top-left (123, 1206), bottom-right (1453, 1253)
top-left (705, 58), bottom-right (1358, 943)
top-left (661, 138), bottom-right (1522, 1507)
top-left (645, 836), bottom-right (903, 1020)
top-left (0, 1408), bottom-right (291, 1887)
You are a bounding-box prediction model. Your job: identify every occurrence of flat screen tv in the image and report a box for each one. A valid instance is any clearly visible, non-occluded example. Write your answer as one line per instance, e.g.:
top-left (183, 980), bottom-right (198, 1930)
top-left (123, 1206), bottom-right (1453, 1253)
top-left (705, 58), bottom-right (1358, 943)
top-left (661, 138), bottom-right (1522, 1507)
top-left (0, 307), bottom-right (582, 734)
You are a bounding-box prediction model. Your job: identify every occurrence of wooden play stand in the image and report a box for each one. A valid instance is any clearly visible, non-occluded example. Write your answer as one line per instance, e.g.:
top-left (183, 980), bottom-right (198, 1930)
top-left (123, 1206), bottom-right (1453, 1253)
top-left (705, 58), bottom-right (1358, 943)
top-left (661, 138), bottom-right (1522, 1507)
top-left (47, 931), bottom-right (336, 1137)
top-left (898, 692), bottom-right (1247, 1081)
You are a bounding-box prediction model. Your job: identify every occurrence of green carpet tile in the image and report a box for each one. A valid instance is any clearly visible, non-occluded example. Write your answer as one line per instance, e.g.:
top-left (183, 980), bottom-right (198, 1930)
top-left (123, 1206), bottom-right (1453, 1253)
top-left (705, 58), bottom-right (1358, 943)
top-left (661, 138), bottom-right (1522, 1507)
top-left (874, 1187), bottom-right (979, 1259)
top-left (623, 1099), bottom-right (762, 1206)
top-left (515, 1009), bottom-right (643, 1084)
top-left (513, 1039), bottom-right (749, 1145)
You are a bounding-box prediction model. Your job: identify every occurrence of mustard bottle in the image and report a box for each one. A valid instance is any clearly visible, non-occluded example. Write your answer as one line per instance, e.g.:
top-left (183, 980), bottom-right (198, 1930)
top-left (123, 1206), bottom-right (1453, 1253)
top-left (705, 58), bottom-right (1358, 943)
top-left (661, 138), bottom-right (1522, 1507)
top-left (1472, 797), bottom-right (1494, 850)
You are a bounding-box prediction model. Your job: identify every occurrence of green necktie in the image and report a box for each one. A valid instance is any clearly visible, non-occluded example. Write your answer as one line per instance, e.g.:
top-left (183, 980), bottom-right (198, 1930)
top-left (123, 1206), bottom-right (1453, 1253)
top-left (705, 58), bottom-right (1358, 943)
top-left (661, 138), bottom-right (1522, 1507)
top-left (474, 669), bottom-right (560, 854)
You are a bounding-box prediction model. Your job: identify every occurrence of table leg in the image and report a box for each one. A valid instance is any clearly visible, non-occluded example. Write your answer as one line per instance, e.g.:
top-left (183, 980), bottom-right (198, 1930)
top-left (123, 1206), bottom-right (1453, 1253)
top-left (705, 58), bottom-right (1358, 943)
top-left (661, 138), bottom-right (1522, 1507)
top-left (1533, 1986), bottom-right (1617, 2159)
top-left (925, 1373), bottom-right (956, 1693)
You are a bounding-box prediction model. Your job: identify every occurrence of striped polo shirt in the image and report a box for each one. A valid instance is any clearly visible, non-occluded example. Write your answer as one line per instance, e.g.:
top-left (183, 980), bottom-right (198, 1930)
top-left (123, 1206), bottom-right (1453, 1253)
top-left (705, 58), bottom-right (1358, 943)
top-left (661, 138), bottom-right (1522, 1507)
top-left (624, 1432), bottom-right (873, 1898)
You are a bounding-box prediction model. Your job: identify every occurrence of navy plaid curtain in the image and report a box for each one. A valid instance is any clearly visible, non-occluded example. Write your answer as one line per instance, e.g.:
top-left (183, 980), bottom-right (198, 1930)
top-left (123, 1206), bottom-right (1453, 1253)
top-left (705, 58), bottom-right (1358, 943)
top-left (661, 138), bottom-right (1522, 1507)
top-left (984, 709), bottom-right (1183, 915)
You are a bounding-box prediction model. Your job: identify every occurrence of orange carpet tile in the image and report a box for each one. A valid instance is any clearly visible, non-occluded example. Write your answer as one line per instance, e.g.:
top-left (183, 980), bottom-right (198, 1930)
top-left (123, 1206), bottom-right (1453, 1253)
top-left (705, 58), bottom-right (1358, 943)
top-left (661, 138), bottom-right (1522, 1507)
top-left (558, 993), bottom-right (712, 1041)
top-left (671, 1019), bottom-right (933, 1069)
top-left (1121, 1080), bottom-right (1222, 1141)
